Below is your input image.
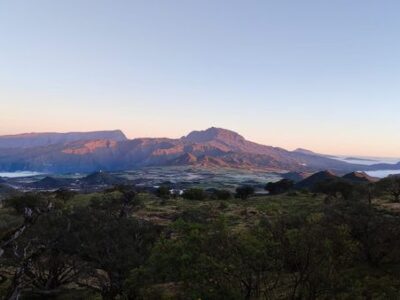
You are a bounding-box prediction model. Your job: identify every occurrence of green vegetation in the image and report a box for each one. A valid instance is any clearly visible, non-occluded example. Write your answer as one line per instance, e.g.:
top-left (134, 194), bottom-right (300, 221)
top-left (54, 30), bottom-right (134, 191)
top-left (1, 179), bottom-right (400, 299)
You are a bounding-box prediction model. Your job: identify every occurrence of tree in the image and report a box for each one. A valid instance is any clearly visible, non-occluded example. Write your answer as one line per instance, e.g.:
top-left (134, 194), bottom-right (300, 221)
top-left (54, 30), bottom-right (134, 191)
top-left (1, 194), bottom-right (70, 299)
top-left (376, 176), bottom-right (400, 202)
top-left (182, 188), bottom-right (207, 200)
top-left (326, 200), bottom-right (400, 266)
top-left (275, 213), bottom-right (357, 299)
top-left (145, 219), bottom-right (282, 299)
top-left (235, 185), bottom-right (254, 200)
top-left (91, 185), bottom-right (140, 218)
top-left (0, 191), bottom-right (157, 300)
top-left (11, 211), bottom-right (88, 293)
top-left (265, 179), bottom-right (294, 195)
top-left (155, 186), bottom-right (171, 201)
top-left (53, 188), bottom-right (77, 202)
top-left (313, 179), bottom-right (357, 201)
top-left (211, 189), bottom-right (232, 200)
top-left (69, 199), bottom-right (159, 300)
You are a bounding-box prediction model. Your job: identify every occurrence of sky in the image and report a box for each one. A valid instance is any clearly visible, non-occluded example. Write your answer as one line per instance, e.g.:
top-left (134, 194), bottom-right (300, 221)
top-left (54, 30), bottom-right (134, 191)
top-left (1, 1), bottom-right (400, 157)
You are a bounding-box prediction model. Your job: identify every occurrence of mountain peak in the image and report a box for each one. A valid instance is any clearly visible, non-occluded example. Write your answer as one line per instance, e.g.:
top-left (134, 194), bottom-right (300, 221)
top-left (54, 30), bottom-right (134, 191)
top-left (183, 127), bottom-right (245, 143)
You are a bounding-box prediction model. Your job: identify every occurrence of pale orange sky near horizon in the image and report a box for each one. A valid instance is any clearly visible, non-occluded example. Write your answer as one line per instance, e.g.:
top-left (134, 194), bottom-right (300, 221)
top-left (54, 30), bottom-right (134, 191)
top-left (1, 91), bottom-right (399, 158)
top-left (2, 1), bottom-right (400, 158)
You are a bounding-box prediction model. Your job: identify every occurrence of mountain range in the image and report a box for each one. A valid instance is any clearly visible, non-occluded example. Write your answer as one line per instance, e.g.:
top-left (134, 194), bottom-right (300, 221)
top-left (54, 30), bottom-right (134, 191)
top-left (0, 127), bottom-right (398, 173)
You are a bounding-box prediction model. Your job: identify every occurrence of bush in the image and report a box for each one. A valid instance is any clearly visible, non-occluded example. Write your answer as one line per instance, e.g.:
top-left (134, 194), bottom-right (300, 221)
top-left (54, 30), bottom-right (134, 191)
top-left (156, 186), bottom-right (171, 199)
top-left (265, 179), bottom-right (294, 195)
top-left (212, 189), bottom-right (232, 200)
top-left (182, 188), bottom-right (207, 200)
top-left (235, 185), bottom-right (254, 200)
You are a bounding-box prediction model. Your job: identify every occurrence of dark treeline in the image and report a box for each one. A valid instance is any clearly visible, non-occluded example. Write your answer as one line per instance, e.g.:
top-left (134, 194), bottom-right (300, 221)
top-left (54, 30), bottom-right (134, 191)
top-left (0, 176), bottom-right (400, 299)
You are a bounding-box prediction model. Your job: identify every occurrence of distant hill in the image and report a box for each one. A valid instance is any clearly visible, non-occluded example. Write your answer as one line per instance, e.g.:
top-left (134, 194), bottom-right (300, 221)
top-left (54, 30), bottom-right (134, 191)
top-left (365, 161), bottom-right (400, 171)
top-left (294, 170), bottom-right (380, 191)
top-left (342, 172), bottom-right (379, 183)
top-left (0, 127), bottom-right (394, 173)
top-left (344, 157), bottom-right (378, 162)
top-left (80, 171), bottom-right (127, 186)
top-left (281, 171), bottom-right (312, 183)
top-left (295, 171), bottom-right (338, 189)
top-left (0, 130), bottom-right (127, 148)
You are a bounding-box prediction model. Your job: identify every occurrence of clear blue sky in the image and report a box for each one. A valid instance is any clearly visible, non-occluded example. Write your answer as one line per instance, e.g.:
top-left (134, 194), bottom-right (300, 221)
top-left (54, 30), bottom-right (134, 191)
top-left (1, 1), bottom-right (400, 156)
